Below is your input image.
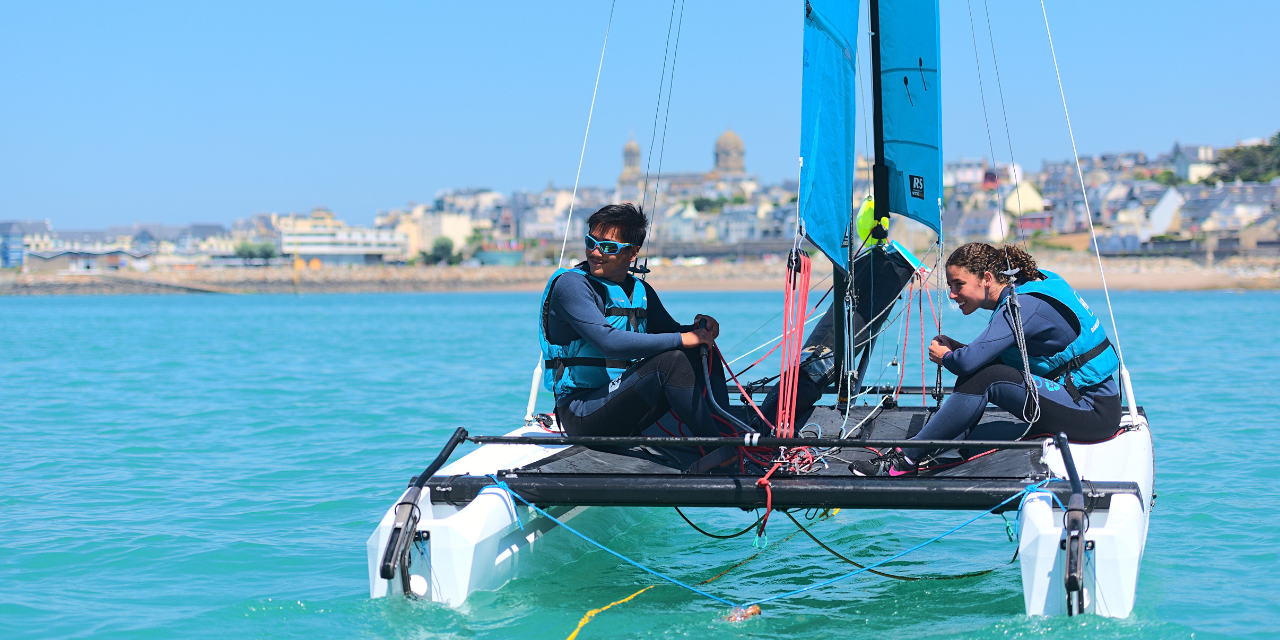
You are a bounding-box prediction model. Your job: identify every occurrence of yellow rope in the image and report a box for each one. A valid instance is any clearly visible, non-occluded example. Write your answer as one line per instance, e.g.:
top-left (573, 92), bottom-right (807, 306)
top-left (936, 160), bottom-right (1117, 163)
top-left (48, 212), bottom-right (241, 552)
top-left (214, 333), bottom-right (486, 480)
top-left (566, 509), bottom-right (842, 635)
top-left (565, 585), bottom-right (656, 640)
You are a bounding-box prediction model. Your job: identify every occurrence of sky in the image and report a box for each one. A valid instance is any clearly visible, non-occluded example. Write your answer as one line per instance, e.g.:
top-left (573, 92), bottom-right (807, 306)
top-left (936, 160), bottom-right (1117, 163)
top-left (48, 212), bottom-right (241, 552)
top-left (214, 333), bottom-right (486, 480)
top-left (1, 0), bottom-right (1276, 228)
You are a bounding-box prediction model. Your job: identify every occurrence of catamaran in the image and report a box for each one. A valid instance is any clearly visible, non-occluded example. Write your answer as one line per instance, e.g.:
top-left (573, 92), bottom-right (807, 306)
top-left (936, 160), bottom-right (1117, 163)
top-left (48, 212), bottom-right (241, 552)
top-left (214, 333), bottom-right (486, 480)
top-left (367, 0), bottom-right (1153, 618)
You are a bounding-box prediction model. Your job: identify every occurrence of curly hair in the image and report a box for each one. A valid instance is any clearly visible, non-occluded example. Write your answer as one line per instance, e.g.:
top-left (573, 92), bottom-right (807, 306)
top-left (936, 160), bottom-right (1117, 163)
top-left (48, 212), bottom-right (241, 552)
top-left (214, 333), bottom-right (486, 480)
top-left (945, 243), bottom-right (1044, 284)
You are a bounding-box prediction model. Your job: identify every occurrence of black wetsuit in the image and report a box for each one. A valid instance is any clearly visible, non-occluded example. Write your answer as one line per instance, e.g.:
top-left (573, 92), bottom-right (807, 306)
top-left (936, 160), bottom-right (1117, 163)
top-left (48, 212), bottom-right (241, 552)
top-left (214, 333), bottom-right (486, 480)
top-left (902, 286), bottom-right (1121, 460)
top-left (545, 271), bottom-right (733, 437)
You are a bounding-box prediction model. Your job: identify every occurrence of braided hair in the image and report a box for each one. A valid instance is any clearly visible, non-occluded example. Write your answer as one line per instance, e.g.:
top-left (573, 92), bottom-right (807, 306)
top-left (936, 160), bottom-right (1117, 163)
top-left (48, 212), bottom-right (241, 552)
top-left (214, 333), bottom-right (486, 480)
top-left (945, 243), bottom-right (1044, 284)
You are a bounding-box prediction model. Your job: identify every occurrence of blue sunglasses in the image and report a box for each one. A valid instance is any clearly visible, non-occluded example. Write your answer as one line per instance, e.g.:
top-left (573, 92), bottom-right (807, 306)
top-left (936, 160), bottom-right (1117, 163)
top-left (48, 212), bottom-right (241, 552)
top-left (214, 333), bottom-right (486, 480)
top-left (584, 234), bottom-right (633, 255)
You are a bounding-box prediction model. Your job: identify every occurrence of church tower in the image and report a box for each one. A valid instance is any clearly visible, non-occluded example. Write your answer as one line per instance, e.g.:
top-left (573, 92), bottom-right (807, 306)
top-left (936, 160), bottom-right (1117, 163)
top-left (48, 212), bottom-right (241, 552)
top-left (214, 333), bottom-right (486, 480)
top-left (620, 134), bottom-right (641, 182)
top-left (616, 134), bottom-right (643, 205)
top-left (713, 128), bottom-right (746, 175)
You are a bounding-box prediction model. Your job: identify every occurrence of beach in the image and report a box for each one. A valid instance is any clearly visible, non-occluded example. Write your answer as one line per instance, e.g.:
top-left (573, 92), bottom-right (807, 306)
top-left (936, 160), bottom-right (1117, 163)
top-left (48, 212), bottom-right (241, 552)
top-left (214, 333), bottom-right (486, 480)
top-left (2, 252), bottom-right (1275, 295)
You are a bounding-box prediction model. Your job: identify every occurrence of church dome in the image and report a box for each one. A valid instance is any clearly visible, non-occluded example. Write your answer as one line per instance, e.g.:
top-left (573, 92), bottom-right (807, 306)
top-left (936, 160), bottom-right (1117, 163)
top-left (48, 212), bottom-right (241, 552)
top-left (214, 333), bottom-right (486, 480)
top-left (714, 129), bottom-right (745, 174)
top-left (716, 129), bottom-right (743, 154)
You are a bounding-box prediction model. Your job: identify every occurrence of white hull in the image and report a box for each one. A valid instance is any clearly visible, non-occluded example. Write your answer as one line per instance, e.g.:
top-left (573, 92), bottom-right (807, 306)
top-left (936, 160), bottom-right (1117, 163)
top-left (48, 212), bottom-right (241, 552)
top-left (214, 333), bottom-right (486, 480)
top-left (1019, 413), bottom-right (1154, 617)
top-left (368, 418), bottom-right (1154, 617)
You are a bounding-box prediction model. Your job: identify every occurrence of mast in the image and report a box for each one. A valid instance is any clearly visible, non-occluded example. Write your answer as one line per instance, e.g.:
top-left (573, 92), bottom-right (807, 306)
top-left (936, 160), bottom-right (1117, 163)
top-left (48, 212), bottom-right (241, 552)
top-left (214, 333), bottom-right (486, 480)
top-left (869, 0), bottom-right (889, 241)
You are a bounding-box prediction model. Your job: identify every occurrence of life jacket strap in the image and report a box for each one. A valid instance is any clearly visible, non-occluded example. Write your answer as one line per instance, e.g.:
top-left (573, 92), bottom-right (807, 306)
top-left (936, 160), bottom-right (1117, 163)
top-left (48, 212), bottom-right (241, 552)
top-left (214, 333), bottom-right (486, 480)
top-left (1044, 338), bottom-right (1113, 381)
top-left (605, 308), bottom-right (648, 330)
top-left (1044, 338), bottom-right (1114, 402)
top-left (544, 357), bottom-right (635, 382)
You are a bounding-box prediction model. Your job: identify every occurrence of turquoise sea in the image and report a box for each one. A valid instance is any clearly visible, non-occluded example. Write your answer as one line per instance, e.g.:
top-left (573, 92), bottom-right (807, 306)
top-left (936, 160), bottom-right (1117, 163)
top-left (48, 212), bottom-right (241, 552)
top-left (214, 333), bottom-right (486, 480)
top-left (3, 288), bottom-right (1279, 638)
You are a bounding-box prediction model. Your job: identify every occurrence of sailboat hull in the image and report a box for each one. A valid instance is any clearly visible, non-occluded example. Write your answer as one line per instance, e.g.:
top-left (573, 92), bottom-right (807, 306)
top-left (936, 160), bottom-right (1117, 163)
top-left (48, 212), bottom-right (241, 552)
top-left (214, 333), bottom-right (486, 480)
top-left (368, 412), bottom-right (1154, 618)
top-left (1019, 414), bottom-right (1154, 617)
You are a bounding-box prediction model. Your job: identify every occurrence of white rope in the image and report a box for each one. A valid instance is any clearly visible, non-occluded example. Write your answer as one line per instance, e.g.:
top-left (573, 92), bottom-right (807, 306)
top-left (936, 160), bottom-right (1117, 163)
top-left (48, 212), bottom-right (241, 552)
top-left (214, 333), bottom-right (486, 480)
top-left (982, 0), bottom-right (1024, 224)
top-left (533, 0), bottom-right (616, 422)
top-left (1039, 0), bottom-right (1138, 420)
top-left (557, 0), bottom-right (617, 268)
top-left (726, 311), bottom-right (825, 366)
top-left (639, 0), bottom-right (681, 214)
top-left (967, 0), bottom-right (1040, 427)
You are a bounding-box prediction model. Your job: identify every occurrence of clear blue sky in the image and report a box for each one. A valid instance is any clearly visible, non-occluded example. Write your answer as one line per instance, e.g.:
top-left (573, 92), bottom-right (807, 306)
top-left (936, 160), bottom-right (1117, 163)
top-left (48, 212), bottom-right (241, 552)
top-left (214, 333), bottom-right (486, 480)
top-left (1, 0), bottom-right (1276, 228)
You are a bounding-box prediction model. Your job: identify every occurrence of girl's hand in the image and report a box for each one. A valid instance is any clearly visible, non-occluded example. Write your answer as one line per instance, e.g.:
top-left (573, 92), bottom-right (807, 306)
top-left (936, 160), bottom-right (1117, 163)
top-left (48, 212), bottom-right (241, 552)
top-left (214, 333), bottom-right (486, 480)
top-left (929, 337), bottom-right (953, 364)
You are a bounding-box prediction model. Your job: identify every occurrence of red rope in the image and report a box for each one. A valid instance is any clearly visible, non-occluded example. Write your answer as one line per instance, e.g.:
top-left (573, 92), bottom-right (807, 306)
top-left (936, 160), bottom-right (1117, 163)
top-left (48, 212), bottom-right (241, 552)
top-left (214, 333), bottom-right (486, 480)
top-left (755, 462), bottom-right (783, 538)
top-left (718, 348), bottom-right (775, 432)
top-left (895, 278), bottom-right (915, 398)
top-left (777, 252), bottom-right (811, 439)
top-left (919, 274), bottom-right (927, 408)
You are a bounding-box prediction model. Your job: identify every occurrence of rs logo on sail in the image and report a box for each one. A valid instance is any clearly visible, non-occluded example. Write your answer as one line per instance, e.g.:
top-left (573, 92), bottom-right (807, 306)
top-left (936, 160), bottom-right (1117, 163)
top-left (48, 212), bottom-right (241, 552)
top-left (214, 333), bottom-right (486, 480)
top-left (910, 175), bottom-right (925, 199)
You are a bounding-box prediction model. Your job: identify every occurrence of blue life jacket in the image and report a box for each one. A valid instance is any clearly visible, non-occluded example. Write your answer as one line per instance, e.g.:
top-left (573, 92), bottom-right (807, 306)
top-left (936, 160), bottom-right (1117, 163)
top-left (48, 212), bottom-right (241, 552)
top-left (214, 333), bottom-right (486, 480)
top-left (996, 269), bottom-right (1119, 394)
top-left (538, 263), bottom-right (649, 398)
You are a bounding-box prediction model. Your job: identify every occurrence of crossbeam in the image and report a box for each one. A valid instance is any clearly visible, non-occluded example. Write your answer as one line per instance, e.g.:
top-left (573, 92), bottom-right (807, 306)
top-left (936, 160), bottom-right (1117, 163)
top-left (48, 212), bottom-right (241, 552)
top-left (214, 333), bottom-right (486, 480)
top-left (468, 435), bottom-right (1047, 449)
top-left (426, 474), bottom-right (1140, 513)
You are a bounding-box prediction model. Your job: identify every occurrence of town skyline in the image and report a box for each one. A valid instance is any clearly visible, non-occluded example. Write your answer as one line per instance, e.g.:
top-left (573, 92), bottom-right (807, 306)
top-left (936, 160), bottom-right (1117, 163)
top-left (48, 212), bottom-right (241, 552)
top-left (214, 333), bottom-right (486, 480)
top-left (1, 1), bottom-right (1277, 228)
top-left (5, 126), bottom-right (1275, 275)
top-left (6, 127), bottom-right (1276, 233)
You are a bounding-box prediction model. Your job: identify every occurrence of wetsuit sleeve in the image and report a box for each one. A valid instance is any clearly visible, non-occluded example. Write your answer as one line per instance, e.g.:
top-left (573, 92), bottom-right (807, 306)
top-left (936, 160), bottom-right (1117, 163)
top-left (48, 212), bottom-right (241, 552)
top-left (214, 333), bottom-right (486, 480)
top-left (942, 294), bottom-right (1077, 376)
top-left (640, 281), bottom-right (694, 333)
top-left (942, 315), bottom-right (1015, 376)
top-left (548, 274), bottom-right (683, 360)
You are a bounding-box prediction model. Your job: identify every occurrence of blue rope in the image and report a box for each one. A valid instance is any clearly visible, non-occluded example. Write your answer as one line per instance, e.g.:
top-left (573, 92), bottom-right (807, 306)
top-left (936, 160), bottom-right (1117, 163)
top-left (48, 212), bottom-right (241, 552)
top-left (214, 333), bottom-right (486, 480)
top-left (483, 475), bottom-right (735, 606)
top-left (480, 477), bottom-right (525, 531)
top-left (1014, 480), bottom-right (1068, 539)
top-left (740, 478), bottom-right (1051, 607)
top-left (481, 474), bottom-right (1051, 610)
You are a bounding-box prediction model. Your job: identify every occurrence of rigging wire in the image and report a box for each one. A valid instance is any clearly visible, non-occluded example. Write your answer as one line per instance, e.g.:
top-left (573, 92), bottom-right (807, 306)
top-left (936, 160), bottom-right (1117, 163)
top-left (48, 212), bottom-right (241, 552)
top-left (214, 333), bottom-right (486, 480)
top-left (647, 0), bottom-right (687, 216)
top-left (556, 0), bottom-right (618, 268)
top-left (966, 0), bottom-right (1040, 428)
top-left (639, 0), bottom-right (680, 213)
top-left (638, 0), bottom-right (687, 273)
top-left (722, 271), bottom-right (832, 361)
top-left (982, 0), bottom-right (1024, 222)
top-left (1039, 0), bottom-right (1137, 420)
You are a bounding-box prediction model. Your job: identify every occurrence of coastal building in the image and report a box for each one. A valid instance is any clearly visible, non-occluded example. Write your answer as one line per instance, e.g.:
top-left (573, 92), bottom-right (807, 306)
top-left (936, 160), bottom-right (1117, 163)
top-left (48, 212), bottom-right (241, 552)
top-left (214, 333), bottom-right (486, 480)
top-left (0, 222), bottom-right (25, 268)
top-left (1171, 142), bottom-right (1218, 183)
top-left (25, 248), bottom-right (153, 273)
top-left (377, 205), bottom-right (477, 259)
top-left (276, 209), bottom-right (407, 265)
top-left (1002, 182), bottom-right (1044, 216)
top-left (1177, 182), bottom-right (1279, 233)
top-left (944, 158), bottom-right (988, 188)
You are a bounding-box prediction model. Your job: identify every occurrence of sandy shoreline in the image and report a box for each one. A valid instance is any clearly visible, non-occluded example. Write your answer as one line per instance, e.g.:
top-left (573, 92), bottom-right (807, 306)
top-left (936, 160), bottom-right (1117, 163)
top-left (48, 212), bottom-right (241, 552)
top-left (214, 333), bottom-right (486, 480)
top-left (1, 254), bottom-right (1275, 296)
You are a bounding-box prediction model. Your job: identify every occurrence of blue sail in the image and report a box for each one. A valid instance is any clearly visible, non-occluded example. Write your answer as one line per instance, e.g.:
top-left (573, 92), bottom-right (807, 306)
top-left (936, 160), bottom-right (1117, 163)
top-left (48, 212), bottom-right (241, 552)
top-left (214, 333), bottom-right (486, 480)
top-left (798, 0), bottom-right (859, 272)
top-left (877, 0), bottom-right (943, 235)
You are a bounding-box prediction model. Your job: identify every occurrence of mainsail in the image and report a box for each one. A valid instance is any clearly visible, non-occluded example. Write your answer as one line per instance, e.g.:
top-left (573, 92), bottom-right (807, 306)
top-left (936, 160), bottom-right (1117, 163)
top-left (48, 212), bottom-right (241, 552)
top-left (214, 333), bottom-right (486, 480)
top-left (872, 0), bottom-right (942, 235)
top-left (797, 0), bottom-right (859, 272)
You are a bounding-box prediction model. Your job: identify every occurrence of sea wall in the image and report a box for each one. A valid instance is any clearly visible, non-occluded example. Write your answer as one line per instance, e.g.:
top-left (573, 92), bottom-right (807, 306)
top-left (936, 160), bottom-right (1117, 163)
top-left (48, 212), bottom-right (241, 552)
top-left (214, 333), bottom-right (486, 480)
top-left (3, 253), bottom-right (1275, 296)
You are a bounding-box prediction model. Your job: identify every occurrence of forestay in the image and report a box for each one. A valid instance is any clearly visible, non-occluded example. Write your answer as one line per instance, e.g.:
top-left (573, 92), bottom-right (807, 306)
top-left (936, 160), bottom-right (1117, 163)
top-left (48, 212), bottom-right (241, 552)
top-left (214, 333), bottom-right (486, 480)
top-left (876, 0), bottom-right (943, 235)
top-left (798, 0), bottom-right (859, 272)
